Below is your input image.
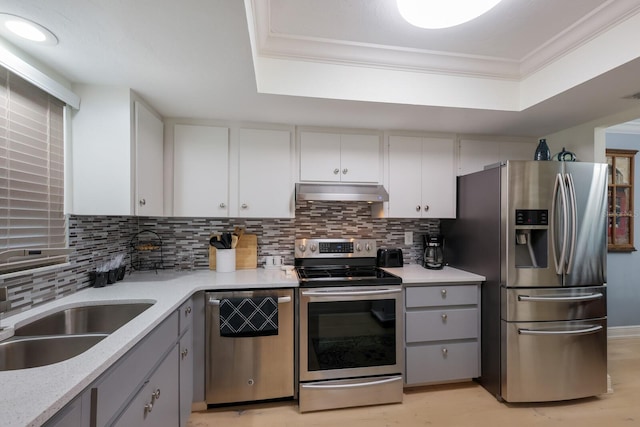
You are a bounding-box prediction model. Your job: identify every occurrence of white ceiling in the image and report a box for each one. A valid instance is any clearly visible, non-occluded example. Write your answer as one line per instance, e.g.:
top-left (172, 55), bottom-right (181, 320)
top-left (1, 0), bottom-right (640, 137)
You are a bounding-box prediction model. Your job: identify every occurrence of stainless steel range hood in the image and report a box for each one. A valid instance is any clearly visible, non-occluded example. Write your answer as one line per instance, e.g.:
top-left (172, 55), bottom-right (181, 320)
top-left (295, 183), bottom-right (389, 202)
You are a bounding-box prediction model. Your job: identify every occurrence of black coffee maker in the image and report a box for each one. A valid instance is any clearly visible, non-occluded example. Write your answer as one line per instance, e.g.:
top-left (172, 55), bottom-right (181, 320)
top-left (423, 234), bottom-right (445, 269)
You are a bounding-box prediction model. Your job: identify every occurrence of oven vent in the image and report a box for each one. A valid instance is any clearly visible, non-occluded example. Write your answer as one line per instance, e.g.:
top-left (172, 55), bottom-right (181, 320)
top-left (295, 183), bottom-right (389, 203)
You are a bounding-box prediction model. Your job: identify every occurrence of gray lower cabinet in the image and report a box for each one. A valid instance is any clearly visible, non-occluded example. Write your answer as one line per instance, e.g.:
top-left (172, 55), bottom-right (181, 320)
top-left (404, 283), bottom-right (481, 386)
top-left (113, 346), bottom-right (180, 427)
top-left (42, 395), bottom-right (87, 427)
top-left (46, 298), bottom-right (196, 427)
top-left (178, 299), bottom-right (194, 427)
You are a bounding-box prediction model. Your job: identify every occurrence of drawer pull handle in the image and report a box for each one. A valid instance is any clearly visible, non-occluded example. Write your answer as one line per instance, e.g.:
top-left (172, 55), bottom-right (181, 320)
top-left (441, 313), bottom-right (448, 321)
top-left (441, 289), bottom-right (447, 297)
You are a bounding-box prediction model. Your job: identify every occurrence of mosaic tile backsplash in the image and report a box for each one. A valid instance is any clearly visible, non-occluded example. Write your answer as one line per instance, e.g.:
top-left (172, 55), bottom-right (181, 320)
top-left (0, 201), bottom-right (439, 316)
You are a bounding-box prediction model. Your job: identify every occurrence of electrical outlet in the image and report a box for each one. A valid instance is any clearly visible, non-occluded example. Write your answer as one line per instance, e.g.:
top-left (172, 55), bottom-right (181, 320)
top-left (404, 231), bottom-right (413, 245)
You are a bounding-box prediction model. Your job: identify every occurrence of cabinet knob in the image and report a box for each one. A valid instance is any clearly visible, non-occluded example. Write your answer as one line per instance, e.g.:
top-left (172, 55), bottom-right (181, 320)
top-left (342, 168), bottom-right (348, 175)
top-left (184, 306), bottom-right (192, 316)
top-left (181, 348), bottom-right (189, 360)
top-left (219, 202), bottom-right (226, 208)
top-left (333, 168), bottom-right (340, 175)
top-left (416, 205), bottom-right (421, 212)
top-left (424, 205), bottom-right (430, 212)
top-left (441, 313), bottom-right (448, 321)
top-left (442, 347), bottom-right (448, 356)
top-left (241, 203), bottom-right (248, 209)
top-left (441, 289), bottom-right (447, 297)
top-left (144, 402), bottom-right (153, 415)
top-left (152, 388), bottom-right (161, 401)
top-left (139, 198), bottom-right (146, 206)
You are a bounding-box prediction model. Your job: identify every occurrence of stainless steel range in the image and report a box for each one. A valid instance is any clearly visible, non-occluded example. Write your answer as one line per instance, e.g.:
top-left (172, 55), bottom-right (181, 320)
top-left (295, 238), bottom-right (404, 413)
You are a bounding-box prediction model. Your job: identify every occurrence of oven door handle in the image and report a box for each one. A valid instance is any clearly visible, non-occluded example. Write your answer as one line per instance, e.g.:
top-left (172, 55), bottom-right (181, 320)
top-left (208, 296), bottom-right (291, 305)
top-left (301, 288), bottom-right (402, 297)
top-left (300, 376), bottom-right (402, 389)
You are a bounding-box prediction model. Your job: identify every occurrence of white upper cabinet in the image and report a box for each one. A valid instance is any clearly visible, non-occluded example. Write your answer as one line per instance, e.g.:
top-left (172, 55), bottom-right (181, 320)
top-left (135, 101), bottom-right (164, 216)
top-left (173, 125), bottom-right (229, 217)
top-left (387, 135), bottom-right (456, 218)
top-left (458, 139), bottom-right (535, 176)
top-left (70, 86), bottom-right (164, 216)
top-left (238, 128), bottom-right (294, 218)
top-left (172, 125), bottom-right (294, 218)
top-left (300, 131), bottom-right (380, 183)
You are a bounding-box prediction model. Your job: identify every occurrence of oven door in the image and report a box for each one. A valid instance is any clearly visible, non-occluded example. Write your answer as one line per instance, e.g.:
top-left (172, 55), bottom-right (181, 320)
top-left (299, 285), bottom-right (403, 382)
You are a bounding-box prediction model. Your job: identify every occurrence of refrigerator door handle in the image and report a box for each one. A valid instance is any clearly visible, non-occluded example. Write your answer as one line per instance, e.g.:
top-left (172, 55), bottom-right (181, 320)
top-left (565, 173), bottom-right (578, 274)
top-left (551, 173), bottom-right (568, 274)
top-left (518, 325), bottom-right (603, 336)
top-left (518, 292), bottom-right (604, 303)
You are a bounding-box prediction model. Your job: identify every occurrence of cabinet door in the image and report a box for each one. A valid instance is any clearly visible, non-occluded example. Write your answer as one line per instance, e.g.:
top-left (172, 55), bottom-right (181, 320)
top-left (388, 136), bottom-right (422, 218)
top-left (43, 396), bottom-right (83, 427)
top-left (179, 328), bottom-right (193, 427)
top-left (339, 134), bottom-right (380, 183)
top-left (300, 131), bottom-right (341, 182)
top-left (135, 101), bottom-right (164, 216)
top-left (113, 346), bottom-right (180, 427)
top-left (421, 137), bottom-right (455, 218)
top-left (173, 125), bottom-right (229, 217)
top-left (238, 129), bottom-right (293, 218)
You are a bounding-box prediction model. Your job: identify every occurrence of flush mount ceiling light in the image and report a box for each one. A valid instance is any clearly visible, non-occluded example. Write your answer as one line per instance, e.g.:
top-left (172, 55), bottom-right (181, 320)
top-left (397, 0), bottom-right (503, 29)
top-left (0, 13), bottom-right (58, 45)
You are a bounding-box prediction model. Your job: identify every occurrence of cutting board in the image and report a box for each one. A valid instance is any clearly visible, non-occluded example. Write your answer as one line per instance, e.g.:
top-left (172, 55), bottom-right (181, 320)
top-left (209, 234), bottom-right (257, 270)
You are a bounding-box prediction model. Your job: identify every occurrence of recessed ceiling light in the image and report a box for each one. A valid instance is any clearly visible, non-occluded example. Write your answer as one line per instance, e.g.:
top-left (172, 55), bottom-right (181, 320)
top-left (0, 13), bottom-right (58, 45)
top-left (397, 0), bottom-right (503, 30)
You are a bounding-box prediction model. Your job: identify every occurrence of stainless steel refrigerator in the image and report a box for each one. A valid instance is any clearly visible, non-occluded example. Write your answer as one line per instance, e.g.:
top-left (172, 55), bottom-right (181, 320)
top-left (446, 160), bottom-right (608, 402)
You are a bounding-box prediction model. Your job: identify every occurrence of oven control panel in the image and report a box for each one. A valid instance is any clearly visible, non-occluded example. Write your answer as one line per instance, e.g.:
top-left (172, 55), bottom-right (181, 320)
top-left (295, 238), bottom-right (377, 258)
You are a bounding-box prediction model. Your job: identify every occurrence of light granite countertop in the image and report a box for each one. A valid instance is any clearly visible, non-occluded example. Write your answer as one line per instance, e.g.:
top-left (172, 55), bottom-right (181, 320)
top-left (0, 265), bottom-right (483, 427)
top-left (383, 265), bottom-right (485, 284)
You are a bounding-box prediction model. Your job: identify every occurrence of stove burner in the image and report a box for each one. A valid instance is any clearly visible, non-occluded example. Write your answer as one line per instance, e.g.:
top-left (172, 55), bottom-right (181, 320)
top-left (294, 239), bottom-right (402, 287)
top-left (295, 265), bottom-right (401, 287)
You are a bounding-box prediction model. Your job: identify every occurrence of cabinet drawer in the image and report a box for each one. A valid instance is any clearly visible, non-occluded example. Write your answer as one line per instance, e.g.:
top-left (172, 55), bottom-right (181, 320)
top-left (91, 311), bottom-right (179, 427)
top-left (178, 298), bottom-right (193, 335)
top-left (406, 308), bottom-right (478, 343)
top-left (406, 341), bottom-right (478, 385)
top-left (405, 285), bottom-right (477, 308)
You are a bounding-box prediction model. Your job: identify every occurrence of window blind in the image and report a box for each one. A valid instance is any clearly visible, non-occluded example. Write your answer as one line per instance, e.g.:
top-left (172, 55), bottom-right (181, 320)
top-left (0, 68), bottom-right (69, 273)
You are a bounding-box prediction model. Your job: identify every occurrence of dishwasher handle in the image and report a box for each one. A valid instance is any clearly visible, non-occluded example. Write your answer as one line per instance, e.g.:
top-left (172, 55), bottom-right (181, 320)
top-left (208, 296), bottom-right (291, 305)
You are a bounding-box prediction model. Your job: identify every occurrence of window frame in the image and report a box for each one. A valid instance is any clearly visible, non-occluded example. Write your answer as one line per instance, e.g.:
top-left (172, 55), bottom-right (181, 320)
top-left (606, 148), bottom-right (637, 252)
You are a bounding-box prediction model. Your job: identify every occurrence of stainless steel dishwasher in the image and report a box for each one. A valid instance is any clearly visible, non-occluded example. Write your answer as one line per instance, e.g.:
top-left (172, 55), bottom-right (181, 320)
top-left (205, 288), bottom-right (295, 405)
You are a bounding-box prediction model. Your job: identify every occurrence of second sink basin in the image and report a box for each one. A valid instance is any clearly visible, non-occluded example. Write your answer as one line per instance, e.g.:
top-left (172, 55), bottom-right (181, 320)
top-left (14, 303), bottom-right (153, 336)
top-left (0, 334), bottom-right (108, 371)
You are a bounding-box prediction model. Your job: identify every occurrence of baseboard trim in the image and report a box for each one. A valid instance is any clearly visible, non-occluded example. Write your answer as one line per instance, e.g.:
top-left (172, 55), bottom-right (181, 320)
top-left (608, 325), bottom-right (640, 338)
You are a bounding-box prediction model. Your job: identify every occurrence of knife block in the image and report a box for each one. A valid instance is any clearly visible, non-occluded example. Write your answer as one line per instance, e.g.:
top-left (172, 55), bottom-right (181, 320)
top-left (209, 234), bottom-right (257, 270)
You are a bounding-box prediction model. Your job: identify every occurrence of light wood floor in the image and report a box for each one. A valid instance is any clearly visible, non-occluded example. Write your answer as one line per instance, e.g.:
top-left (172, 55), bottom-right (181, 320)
top-left (188, 338), bottom-right (640, 427)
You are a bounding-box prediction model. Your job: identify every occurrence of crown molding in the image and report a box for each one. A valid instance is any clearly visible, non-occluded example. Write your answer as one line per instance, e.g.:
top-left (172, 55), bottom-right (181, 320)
top-left (251, 0), bottom-right (640, 81)
top-left (606, 119), bottom-right (640, 135)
